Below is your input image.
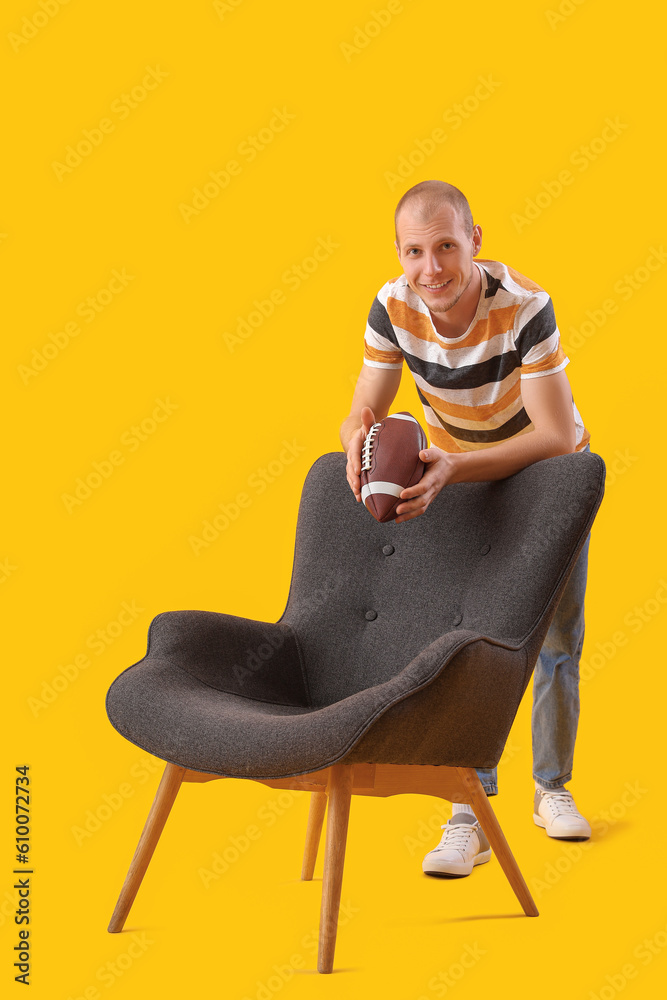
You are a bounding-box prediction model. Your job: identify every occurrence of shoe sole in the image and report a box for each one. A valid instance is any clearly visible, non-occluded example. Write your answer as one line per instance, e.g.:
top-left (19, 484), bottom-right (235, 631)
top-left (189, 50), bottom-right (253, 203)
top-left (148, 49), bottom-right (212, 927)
top-left (422, 849), bottom-right (492, 877)
top-left (533, 814), bottom-right (591, 841)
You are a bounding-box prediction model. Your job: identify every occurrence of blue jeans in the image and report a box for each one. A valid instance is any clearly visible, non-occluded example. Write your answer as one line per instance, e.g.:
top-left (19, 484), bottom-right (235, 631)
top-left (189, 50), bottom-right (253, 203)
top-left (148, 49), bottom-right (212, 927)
top-left (475, 508), bottom-right (590, 797)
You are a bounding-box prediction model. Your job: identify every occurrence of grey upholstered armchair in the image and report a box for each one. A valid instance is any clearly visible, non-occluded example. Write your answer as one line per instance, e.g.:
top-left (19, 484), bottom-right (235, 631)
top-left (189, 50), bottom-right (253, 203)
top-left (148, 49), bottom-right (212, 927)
top-left (106, 450), bottom-right (605, 972)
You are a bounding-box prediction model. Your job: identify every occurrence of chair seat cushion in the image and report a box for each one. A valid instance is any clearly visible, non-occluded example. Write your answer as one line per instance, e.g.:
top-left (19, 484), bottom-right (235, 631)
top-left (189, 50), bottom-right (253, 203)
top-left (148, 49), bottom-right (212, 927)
top-left (106, 628), bottom-right (528, 778)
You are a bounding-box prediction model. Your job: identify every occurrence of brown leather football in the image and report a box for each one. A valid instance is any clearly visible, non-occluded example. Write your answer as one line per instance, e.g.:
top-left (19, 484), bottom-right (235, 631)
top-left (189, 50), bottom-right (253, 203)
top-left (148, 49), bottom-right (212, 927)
top-left (360, 412), bottom-right (428, 522)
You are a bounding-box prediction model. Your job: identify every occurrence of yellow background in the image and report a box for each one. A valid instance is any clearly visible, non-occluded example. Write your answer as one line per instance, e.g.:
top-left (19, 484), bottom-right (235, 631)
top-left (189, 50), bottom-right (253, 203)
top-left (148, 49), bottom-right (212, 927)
top-left (3, 0), bottom-right (665, 997)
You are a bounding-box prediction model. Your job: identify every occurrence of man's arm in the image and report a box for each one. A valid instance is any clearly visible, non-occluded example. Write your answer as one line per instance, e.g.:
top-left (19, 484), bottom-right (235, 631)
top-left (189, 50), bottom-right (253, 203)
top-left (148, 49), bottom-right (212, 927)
top-left (341, 364), bottom-right (402, 502)
top-left (395, 369), bottom-right (577, 523)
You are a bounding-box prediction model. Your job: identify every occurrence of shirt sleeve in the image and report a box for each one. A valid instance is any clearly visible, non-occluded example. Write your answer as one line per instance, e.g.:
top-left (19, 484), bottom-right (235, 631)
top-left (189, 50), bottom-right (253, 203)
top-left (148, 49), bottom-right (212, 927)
top-left (515, 294), bottom-right (569, 380)
top-left (363, 293), bottom-right (404, 370)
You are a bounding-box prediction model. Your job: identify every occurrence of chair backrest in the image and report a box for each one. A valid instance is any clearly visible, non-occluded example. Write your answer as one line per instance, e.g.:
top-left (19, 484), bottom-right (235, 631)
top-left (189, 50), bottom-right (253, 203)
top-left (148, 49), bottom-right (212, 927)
top-left (280, 451), bottom-right (605, 707)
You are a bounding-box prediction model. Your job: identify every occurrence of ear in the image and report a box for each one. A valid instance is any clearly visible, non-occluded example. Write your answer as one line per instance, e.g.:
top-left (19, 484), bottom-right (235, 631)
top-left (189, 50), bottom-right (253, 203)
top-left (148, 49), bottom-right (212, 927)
top-left (394, 240), bottom-right (401, 260)
top-left (472, 224), bottom-right (482, 256)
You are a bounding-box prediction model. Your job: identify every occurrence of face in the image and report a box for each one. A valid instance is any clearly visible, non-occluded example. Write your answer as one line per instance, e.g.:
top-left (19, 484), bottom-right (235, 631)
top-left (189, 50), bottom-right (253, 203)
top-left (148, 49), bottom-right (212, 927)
top-left (394, 203), bottom-right (482, 315)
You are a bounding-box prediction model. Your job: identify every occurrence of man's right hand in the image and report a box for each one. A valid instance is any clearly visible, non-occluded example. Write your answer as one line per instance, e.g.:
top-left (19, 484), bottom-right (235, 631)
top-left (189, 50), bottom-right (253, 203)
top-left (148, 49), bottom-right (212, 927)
top-left (346, 406), bottom-right (377, 501)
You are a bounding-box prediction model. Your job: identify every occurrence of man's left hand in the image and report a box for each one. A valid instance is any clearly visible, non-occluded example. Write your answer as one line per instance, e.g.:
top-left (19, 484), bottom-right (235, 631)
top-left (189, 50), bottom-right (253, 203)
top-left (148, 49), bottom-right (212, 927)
top-left (394, 447), bottom-right (458, 523)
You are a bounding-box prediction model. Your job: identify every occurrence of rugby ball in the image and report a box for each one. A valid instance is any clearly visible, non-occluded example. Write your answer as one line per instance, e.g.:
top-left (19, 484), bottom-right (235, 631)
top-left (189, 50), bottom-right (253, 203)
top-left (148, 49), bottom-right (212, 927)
top-left (360, 412), bottom-right (427, 522)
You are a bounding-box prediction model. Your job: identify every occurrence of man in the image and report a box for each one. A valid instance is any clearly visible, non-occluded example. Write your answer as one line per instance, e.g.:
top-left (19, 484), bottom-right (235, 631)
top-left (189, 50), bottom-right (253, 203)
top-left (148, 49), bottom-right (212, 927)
top-left (340, 180), bottom-right (592, 878)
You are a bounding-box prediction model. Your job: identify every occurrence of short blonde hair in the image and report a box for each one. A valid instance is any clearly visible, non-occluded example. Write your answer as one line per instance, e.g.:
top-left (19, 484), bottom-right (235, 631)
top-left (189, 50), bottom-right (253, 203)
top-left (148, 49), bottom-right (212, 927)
top-left (394, 180), bottom-right (473, 242)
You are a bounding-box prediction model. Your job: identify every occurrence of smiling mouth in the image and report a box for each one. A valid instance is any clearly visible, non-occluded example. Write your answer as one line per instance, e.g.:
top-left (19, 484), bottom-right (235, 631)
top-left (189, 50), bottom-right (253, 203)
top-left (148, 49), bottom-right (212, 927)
top-left (422, 280), bottom-right (451, 290)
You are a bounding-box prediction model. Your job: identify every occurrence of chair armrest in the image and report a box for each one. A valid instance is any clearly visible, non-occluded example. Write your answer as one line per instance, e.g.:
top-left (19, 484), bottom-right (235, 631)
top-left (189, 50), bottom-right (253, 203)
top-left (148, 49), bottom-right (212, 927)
top-left (142, 610), bottom-right (310, 706)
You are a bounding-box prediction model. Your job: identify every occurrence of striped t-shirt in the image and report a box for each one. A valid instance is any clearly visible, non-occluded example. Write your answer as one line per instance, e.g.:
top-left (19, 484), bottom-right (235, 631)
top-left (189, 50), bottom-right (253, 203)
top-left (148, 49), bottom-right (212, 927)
top-left (363, 258), bottom-right (590, 453)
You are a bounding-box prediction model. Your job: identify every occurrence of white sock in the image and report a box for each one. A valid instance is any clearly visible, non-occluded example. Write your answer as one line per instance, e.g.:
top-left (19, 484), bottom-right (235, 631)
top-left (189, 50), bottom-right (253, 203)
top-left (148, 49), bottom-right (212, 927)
top-left (451, 801), bottom-right (476, 818)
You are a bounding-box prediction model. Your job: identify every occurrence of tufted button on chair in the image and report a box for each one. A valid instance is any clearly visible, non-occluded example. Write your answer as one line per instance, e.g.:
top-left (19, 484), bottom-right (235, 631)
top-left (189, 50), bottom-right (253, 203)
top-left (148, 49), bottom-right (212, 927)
top-left (105, 450), bottom-right (605, 972)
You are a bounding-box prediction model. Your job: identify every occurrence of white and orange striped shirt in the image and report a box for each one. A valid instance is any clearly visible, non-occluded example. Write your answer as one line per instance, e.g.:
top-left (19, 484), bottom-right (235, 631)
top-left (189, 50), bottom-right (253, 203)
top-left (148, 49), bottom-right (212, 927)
top-left (363, 259), bottom-right (590, 453)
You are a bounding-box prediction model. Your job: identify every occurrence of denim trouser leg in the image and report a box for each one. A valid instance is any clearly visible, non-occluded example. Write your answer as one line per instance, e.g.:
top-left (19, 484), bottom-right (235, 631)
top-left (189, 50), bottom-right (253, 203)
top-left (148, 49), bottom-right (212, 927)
top-left (475, 530), bottom-right (590, 797)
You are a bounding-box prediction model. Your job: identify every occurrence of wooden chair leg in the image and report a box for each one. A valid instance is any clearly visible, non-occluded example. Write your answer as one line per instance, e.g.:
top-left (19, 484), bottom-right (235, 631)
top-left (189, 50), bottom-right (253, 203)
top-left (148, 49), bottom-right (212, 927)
top-left (318, 764), bottom-right (353, 973)
top-left (456, 766), bottom-right (539, 917)
top-left (108, 763), bottom-right (186, 932)
top-left (301, 791), bottom-right (327, 881)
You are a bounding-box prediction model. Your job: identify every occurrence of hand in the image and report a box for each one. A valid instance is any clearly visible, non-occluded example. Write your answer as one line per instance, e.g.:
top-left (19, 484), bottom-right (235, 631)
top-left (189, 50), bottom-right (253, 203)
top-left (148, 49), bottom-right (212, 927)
top-left (346, 406), bottom-right (376, 501)
top-left (395, 446), bottom-right (457, 523)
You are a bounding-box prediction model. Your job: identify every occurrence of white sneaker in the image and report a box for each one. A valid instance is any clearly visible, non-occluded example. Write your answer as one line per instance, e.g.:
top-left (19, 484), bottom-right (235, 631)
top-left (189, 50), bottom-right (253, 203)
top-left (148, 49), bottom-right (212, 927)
top-left (422, 814), bottom-right (492, 877)
top-left (533, 787), bottom-right (591, 840)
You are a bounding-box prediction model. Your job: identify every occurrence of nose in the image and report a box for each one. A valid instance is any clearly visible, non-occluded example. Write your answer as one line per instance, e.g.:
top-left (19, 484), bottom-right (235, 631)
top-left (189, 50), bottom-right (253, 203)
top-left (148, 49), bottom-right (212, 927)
top-left (423, 253), bottom-right (442, 278)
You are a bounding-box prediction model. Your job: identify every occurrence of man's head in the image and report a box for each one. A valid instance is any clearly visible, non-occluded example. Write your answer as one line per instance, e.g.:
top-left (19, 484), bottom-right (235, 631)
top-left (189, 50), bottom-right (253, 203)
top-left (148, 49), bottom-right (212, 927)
top-left (394, 180), bottom-right (482, 317)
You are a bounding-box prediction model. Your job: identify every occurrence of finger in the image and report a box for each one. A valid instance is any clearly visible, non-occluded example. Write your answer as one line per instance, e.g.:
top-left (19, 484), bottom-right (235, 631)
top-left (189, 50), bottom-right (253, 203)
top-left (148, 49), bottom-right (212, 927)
top-left (395, 494), bottom-right (430, 515)
top-left (400, 482), bottom-right (430, 500)
top-left (361, 406), bottom-right (376, 436)
top-left (395, 508), bottom-right (423, 524)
